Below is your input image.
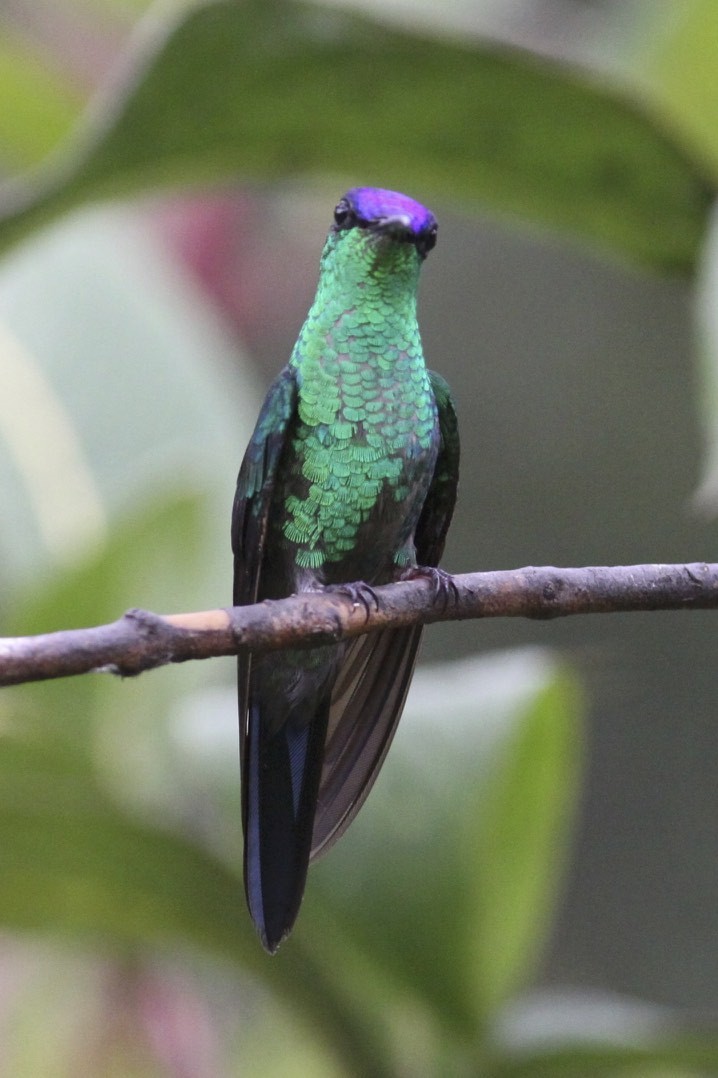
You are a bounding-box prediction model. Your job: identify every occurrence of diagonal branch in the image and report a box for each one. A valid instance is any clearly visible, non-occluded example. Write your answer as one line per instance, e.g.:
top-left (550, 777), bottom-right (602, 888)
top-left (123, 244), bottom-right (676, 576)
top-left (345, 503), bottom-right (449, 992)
top-left (0, 562), bottom-right (716, 688)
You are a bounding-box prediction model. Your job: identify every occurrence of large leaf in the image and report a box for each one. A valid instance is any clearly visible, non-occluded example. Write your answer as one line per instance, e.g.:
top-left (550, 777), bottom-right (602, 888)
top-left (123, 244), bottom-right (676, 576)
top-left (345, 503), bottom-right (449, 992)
top-left (0, 0), bottom-right (712, 270)
top-left (308, 649), bottom-right (583, 1057)
top-left (0, 736), bottom-right (391, 1077)
top-left (0, 488), bottom-right (395, 1077)
top-left (463, 669), bottom-right (582, 1016)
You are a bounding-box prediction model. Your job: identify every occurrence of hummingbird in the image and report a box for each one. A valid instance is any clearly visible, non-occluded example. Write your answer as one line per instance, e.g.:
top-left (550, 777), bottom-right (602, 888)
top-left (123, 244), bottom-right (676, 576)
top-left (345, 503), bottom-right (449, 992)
top-left (231, 187), bottom-right (459, 953)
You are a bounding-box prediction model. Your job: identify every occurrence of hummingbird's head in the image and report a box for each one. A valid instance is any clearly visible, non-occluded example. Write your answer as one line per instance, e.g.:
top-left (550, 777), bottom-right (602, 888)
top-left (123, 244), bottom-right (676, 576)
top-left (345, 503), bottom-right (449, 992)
top-left (320, 187), bottom-right (437, 301)
top-left (332, 187), bottom-right (438, 260)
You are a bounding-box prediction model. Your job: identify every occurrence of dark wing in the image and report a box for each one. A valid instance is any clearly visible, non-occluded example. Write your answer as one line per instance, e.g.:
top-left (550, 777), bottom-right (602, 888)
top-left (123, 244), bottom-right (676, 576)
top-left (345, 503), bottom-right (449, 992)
top-left (415, 370), bottom-right (460, 567)
top-left (231, 365), bottom-right (299, 759)
top-left (232, 365), bottom-right (298, 605)
top-left (310, 627), bottom-right (423, 859)
top-left (233, 365), bottom-right (309, 952)
top-left (310, 370), bottom-right (460, 859)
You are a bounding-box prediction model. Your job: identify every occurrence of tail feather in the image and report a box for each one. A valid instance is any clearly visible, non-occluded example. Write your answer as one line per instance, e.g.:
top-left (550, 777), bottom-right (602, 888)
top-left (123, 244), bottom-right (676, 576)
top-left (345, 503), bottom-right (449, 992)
top-left (243, 689), bottom-right (330, 953)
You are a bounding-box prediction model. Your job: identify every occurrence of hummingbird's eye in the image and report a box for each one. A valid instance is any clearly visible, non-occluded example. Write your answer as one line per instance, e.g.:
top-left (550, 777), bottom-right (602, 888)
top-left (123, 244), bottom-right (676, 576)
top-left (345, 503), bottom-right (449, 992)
top-left (417, 222), bottom-right (438, 258)
top-left (333, 200), bottom-right (356, 229)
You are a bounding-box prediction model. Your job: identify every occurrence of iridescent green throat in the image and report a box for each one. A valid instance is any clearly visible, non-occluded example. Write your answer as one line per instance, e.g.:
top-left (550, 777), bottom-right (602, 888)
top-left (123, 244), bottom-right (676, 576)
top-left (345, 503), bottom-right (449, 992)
top-left (282, 231), bottom-right (435, 570)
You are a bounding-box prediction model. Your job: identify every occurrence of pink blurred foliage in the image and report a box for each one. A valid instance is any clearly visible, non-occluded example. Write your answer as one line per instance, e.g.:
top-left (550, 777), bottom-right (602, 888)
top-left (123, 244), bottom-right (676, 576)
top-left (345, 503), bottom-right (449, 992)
top-left (76, 958), bottom-right (224, 1078)
top-left (154, 190), bottom-right (318, 368)
top-left (138, 965), bottom-right (222, 1078)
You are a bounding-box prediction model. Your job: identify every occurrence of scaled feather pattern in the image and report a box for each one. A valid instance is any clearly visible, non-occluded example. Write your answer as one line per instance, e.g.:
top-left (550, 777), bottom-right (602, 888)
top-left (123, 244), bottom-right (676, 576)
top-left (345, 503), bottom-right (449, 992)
top-left (231, 187), bottom-right (459, 952)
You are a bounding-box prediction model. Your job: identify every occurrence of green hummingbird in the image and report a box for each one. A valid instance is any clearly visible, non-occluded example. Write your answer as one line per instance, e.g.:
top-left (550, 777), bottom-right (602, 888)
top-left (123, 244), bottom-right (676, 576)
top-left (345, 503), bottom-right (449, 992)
top-left (231, 187), bottom-right (459, 952)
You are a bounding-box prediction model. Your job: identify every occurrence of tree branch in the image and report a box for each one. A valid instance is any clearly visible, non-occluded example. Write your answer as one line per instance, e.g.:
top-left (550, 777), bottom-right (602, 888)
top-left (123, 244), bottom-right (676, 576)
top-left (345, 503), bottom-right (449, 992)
top-left (1, 562), bottom-right (716, 688)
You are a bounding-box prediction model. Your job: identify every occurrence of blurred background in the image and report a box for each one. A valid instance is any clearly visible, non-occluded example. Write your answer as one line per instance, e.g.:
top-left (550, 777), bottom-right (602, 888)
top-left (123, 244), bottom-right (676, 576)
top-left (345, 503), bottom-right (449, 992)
top-left (2, 0), bottom-right (718, 1074)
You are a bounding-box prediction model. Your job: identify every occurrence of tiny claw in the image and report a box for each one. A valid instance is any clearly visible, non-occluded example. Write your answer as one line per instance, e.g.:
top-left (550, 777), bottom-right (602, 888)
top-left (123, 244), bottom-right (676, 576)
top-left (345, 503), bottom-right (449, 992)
top-left (326, 581), bottom-right (380, 621)
top-left (401, 565), bottom-right (458, 610)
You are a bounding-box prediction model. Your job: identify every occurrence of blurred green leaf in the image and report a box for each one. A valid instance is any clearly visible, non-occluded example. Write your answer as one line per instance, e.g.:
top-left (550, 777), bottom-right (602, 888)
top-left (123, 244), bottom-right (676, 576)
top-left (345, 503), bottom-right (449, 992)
top-left (0, 204), bottom-right (259, 589)
top-left (11, 491), bottom-right (207, 634)
top-left (0, 732), bottom-right (394, 1076)
top-left (308, 650), bottom-right (583, 1062)
top-left (0, 34), bottom-right (82, 170)
top-left (492, 1038), bottom-right (718, 1077)
top-left (637, 0), bottom-right (718, 177)
top-left (0, 0), bottom-right (712, 270)
top-left (465, 671), bottom-right (582, 1015)
top-left (1, 484), bottom-right (396, 1076)
top-left (5, 492), bottom-right (211, 761)
top-left (0, 743), bottom-right (243, 950)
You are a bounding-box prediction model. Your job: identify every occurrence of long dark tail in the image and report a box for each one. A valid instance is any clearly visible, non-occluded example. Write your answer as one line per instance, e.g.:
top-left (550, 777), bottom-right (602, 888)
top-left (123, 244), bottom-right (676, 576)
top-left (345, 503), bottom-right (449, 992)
top-left (242, 658), bottom-right (333, 953)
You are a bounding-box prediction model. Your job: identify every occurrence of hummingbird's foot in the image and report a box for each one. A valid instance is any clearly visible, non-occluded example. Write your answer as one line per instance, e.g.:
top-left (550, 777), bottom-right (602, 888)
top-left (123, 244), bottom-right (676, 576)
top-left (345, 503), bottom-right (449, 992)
top-left (325, 581), bottom-right (380, 621)
top-left (400, 565), bottom-right (459, 610)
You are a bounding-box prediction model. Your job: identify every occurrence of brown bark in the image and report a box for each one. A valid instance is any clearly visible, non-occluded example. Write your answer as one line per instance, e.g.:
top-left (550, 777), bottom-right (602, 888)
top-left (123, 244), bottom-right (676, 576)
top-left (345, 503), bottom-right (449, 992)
top-left (0, 562), bottom-right (715, 687)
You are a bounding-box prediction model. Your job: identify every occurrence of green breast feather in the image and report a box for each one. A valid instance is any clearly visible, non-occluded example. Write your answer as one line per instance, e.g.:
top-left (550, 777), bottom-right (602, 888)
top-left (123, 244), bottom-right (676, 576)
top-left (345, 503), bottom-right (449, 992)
top-left (283, 310), bottom-right (435, 569)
